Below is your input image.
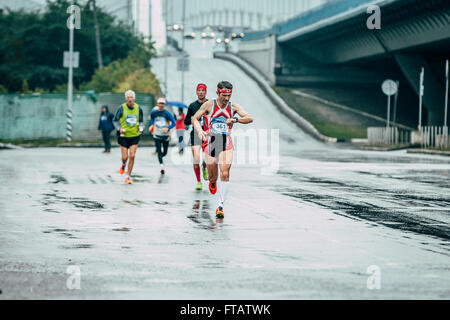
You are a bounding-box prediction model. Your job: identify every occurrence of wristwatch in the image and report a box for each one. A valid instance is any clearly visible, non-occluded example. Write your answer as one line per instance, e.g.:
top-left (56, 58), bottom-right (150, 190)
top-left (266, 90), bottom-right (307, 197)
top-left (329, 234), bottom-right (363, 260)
top-left (233, 116), bottom-right (239, 123)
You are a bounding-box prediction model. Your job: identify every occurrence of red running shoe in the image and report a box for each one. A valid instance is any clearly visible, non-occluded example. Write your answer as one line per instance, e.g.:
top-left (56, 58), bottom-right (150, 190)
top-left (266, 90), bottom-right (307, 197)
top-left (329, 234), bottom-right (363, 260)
top-left (209, 182), bottom-right (217, 194)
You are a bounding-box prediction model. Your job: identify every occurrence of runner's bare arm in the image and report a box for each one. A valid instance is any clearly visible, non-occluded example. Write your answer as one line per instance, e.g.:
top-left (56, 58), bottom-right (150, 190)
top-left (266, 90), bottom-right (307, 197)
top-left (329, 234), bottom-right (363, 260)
top-left (192, 100), bottom-right (211, 132)
top-left (231, 103), bottom-right (253, 124)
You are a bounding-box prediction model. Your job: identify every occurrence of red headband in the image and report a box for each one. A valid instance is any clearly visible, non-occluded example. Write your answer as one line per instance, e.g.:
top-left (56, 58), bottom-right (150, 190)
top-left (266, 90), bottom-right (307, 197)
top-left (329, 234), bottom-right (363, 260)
top-left (217, 88), bottom-right (232, 94)
top-left (197, 84), bottom-right (207, 91)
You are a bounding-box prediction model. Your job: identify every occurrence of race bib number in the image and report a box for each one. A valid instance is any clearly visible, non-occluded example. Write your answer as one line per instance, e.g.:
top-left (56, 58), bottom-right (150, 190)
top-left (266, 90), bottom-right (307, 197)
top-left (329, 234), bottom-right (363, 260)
top-left (211, 118), bottom-right (229, 135)
top-left (126, 114), bottom-right (137, 126)
top-left (155, 117), bottom-right (168, 128)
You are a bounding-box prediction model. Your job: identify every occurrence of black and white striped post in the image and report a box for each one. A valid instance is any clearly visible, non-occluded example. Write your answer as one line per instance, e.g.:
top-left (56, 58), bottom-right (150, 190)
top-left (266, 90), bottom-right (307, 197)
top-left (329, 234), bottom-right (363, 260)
top-left (66, 0), bottom-right (76, 142)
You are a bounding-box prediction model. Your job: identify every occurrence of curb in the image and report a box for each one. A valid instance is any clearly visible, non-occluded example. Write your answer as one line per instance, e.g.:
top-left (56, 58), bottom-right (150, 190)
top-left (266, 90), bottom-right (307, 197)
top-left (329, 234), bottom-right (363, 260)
top-left (213, 52), bottom-right (337, 143)
top-left (358, 145), bottom-right (413, 152)
top-left (407, 149), bottom-right (450, 157)
top-left (0, 143), bottom-right (23, 150)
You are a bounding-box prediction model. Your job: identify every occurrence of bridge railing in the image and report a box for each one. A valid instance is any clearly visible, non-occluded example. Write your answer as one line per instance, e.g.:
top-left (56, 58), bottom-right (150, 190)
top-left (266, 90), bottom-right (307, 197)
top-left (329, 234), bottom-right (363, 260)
top-left (415, 126), bottom-right (449, 150)
top-left (368, 127), bottom-right (411, 145)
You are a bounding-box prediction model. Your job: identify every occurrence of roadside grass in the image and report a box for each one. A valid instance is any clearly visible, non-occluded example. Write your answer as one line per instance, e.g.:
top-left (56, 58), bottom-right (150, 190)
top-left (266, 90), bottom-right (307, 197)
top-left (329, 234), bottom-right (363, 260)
top-left (273, 86), bottom-right (368, 140)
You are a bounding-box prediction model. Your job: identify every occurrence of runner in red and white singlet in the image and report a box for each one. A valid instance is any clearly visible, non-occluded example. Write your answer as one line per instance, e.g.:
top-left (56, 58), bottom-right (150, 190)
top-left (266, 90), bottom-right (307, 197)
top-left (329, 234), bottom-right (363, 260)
top-left (192, 81), bottom-right (253, 219)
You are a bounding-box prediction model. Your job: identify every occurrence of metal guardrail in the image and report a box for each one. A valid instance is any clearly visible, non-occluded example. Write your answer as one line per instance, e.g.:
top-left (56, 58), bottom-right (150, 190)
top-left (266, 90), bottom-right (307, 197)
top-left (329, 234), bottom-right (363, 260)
top-left (417, 126), bottom-right (449, 150)
top-left (369, 126), bottom-right (450, 149)
top-left (368, 127), bottom-right (411, 145)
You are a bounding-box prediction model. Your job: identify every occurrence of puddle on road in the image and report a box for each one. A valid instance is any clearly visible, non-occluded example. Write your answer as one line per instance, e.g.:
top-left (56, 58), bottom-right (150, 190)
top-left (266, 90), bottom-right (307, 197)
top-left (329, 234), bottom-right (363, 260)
top-left (357, 170), bottom-right (450, 189)
top-left (50, 173), bottom-right (68, 184)
top-left (113, 227), bottom-right (131, 232)
top-left (59, 244), bottom-right (95, 249)
top-left (282, 188), bottom-right (450, 242)
top-left (42, 228), bottom-right (80, 239)
top-left (123, 199), bottom-right (147, 207)
top-left (41, 192), bottom-right (105, 211)
top-left (277, 171), bottom-right (450, 243)
top-left (293, 151), bottom-right (450, 165)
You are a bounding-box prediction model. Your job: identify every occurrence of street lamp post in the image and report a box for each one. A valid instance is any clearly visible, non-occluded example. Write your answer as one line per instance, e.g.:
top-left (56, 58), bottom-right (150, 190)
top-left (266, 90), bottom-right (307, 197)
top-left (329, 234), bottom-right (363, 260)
top-left (445, 60), bottom-right (449, 128)
top-left (181, 0), bottom-right (186, 103)
top-left (164, 0), bottom-right (169, 97)
top-left (419, 67), bottom-right (424, 129)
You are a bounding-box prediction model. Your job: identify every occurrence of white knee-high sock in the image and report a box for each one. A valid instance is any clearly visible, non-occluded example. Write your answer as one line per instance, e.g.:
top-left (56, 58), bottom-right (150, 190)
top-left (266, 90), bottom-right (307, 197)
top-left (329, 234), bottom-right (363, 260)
top-left (218, 181), bottom-right (229, 208)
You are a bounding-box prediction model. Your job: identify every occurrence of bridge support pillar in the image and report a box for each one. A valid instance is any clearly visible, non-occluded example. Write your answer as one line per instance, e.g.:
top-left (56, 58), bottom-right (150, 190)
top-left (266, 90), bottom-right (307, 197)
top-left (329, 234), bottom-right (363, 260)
top-left (394, 53), bottom-right (444, 126)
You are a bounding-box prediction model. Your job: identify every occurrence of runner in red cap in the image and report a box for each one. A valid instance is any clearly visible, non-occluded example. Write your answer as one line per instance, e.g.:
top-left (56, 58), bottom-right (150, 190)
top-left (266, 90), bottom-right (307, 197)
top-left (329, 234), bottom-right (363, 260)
top-left (192, 81), bottom-right (253, 218)
top-left (185, 83), bottom-right (209, 190)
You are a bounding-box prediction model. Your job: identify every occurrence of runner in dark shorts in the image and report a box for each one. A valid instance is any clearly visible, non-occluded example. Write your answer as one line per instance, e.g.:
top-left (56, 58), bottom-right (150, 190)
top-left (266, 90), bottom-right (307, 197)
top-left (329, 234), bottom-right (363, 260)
top-left (118, 135), bottom-right (141, 149)
top-left (185, 83), bottom-right (209, 190)
top-left (191, 81), bottom-right (253, 219)
top-left (113, 90), bottom-right (144, 184)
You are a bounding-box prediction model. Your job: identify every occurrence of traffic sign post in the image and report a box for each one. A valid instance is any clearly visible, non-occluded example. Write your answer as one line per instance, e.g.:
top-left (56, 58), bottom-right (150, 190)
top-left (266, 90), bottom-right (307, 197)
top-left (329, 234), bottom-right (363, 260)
top-left (63, 51), bottom-right (79, 68)
top-left (419, 68), bottom-right (424, 129)
top-left (177, 57), bottom-right (189, 72)
top-left (382, 79), bottom-right (398, 129)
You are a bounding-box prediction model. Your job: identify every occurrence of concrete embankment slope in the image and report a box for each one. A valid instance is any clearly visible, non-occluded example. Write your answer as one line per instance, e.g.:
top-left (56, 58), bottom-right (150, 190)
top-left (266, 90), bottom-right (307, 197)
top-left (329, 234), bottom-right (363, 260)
top-left (214, 52), bottom-right (337, 143)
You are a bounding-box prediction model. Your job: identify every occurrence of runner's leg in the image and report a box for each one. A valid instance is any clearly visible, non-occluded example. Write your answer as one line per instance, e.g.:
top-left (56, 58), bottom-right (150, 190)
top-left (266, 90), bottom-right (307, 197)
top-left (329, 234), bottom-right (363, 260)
top-left (127, 144), bottom-right (138, 176)
top-left (121, 146), bottom-right (128, 164)
top-left (206, 152), bottom-right (218, 184)
top-left (218, 149), bottom-right (233, 209)
top-left (155, 138), bottom-right (163, 164)
top-left (192, 145), bottom-right (201, 182)
top-left (162, 138), bottom-right (169, 158)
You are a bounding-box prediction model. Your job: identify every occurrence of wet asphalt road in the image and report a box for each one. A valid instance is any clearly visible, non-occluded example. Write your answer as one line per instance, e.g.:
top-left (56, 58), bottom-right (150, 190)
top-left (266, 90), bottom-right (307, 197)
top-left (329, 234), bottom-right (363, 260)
top-left (1, 40), bottom-right (450, 299)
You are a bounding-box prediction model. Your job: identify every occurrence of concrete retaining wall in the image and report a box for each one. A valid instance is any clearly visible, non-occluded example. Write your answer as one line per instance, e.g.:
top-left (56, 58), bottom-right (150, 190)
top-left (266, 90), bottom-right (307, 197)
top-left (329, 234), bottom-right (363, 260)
top-left (0, 93), bottom-right (155, 140)
top-left (237, 35), bottom-right (277, 85)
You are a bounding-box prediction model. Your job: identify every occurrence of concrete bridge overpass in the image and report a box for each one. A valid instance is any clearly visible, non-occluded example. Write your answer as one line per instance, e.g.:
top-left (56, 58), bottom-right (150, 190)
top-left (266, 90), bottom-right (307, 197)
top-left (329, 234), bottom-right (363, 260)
top-left (237, 0), bottom-right (450, 126)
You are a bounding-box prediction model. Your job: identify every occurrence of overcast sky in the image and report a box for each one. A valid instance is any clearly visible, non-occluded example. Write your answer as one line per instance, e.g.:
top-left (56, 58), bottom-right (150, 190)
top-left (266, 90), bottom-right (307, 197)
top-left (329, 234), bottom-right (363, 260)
top-left (0, 0), bottom-right (328, 50)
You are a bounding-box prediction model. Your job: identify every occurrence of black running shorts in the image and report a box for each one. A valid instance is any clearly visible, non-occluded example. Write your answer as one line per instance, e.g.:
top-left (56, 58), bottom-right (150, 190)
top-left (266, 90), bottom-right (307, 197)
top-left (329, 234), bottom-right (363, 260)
top-left (118, 135), bottom-right (140, 149)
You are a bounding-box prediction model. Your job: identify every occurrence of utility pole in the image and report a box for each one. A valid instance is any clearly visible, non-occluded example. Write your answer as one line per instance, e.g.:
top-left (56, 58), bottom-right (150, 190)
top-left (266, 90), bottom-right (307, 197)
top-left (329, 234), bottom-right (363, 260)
top-left (419, 67), bottom-right (424, 129)
top-left (393, 81), bottom-right (399, 124)
top-left (164, 0), bottom-right (168, 96)
top-left (91, 0), bottom-right (103, 69)
top-left (136, 0), bottom-right (140, 35)
top-left (181, 0), bottom-right (186, 103)
top-left (127, 0), bottom-right (132, 27)
top-left (148, 0), bottom-right (152, 42)
top-left (66, 0), bottom-right (75, 142)
top-left (445, 60), bottom-right (449, 127)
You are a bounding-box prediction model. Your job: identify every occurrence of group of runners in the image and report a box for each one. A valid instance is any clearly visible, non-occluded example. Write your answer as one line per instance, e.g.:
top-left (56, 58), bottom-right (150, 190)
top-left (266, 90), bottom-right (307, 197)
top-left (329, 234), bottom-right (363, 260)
top-left (113, 81), bottom-right (253, 218)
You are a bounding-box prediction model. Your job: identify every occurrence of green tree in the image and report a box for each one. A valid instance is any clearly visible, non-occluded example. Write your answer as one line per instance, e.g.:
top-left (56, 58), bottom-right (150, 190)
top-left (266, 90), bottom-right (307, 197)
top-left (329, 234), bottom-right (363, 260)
top-left (21, 79), bottom-right (31, 93)
top-left (80, 44), bottom-right (160, 94)
top-left (0, 0), bottom-right (155, 92)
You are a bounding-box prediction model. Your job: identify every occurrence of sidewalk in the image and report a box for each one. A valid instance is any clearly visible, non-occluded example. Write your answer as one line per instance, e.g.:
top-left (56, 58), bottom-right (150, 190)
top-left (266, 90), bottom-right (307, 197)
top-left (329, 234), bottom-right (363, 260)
top-left (1, 140), bottom-right (178, 149)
